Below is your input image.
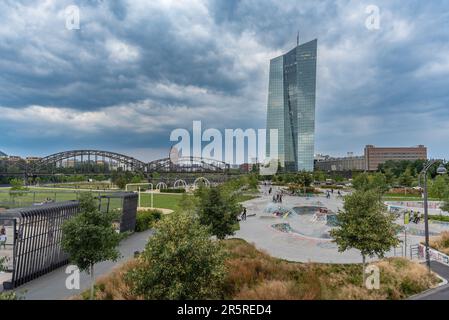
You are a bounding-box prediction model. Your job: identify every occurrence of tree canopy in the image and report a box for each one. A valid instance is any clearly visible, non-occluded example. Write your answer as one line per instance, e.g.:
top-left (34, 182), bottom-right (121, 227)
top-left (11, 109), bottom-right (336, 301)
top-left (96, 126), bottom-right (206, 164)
top-left (127, 211), bottom-right (226, 299)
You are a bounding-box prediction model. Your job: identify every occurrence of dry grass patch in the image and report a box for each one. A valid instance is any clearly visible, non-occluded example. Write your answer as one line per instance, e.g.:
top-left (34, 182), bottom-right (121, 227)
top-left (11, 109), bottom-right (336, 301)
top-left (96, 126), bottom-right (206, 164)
top-left (429, 231), bottom-right (449, 255)
top-left (77, 239), bottom-right (439, 300)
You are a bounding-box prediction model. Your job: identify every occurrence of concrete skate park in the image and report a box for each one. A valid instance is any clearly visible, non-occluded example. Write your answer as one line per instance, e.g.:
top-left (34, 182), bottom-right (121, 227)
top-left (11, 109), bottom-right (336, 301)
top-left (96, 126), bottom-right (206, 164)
top-left (234, 186), bottom-right (449, 264)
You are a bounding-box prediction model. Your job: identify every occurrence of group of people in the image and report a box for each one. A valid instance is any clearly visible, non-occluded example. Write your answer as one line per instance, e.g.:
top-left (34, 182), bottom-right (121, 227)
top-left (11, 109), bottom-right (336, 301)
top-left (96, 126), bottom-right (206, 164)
top-left (325, 189), bottom-right (342, 199)
top-left (407, 210), bottom-right (423, 224)
top-left (272, 193), bottom-right (283, 203)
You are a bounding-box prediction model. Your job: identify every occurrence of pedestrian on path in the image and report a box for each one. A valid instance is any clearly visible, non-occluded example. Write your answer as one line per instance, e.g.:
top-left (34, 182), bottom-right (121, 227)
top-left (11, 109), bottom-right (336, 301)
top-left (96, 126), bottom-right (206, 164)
top-left (241, 207), bottom-right (247, 221)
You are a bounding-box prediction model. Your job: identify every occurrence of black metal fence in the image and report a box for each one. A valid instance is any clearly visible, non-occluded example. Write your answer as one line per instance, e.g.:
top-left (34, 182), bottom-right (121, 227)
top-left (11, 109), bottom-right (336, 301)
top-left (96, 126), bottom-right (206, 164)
top-left (0, 192), bottom-right (138, 288)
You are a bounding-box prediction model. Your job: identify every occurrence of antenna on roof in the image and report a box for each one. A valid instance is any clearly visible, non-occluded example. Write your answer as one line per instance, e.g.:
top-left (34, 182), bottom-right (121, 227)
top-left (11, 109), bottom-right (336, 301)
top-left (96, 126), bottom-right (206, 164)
top-left (297, 31), bottom-right (299, 46)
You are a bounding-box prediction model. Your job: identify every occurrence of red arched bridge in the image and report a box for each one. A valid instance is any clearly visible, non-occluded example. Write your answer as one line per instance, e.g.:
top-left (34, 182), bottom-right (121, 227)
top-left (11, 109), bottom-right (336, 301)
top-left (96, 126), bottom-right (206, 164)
top-left (1, 150), bottom-right (230, 176)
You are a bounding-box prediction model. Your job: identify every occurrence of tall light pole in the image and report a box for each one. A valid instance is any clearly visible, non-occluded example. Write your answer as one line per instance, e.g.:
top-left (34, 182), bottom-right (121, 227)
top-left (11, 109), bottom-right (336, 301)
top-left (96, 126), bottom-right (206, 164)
top-left (419, 160), bottom-right (447, 272)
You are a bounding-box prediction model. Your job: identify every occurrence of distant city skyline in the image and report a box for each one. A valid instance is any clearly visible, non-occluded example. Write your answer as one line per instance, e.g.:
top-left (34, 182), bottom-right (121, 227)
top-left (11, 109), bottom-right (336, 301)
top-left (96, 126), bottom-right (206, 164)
top-left (1, 1), bottom-right (449, 160)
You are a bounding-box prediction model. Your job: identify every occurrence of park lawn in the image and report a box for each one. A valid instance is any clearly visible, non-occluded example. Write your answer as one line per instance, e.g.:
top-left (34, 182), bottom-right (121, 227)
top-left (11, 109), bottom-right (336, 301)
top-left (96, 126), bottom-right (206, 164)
top-left (0, 189), bottom-right (123, 210)
top-left (79, 239), bottom-right (439, 300)
top-left (139, 193), bottom-right (186, 210)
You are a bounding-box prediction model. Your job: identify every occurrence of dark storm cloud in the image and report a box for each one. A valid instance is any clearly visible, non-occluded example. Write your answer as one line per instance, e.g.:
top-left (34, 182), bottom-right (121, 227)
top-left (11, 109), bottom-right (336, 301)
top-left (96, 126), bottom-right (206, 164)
top-left (0, 0), bottom-right (449, 160)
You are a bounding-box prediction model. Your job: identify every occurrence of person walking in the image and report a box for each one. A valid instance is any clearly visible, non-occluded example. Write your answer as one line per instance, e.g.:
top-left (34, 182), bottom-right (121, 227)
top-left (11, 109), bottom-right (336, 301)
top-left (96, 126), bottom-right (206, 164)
top-left (241, 207), bottom-right (247, 221)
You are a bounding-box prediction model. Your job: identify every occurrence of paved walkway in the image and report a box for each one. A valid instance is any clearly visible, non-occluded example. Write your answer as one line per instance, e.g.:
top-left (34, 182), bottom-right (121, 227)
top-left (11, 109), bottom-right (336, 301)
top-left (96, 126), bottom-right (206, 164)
top-left (410, 261), bottom-right (449, 300)
top-left (14, 229), bottom-right (153, 300)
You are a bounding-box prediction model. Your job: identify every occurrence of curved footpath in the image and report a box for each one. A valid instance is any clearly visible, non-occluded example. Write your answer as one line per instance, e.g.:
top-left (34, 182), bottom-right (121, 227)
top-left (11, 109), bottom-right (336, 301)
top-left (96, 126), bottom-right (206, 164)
top-left (409, 261), bottom-right (449, 300)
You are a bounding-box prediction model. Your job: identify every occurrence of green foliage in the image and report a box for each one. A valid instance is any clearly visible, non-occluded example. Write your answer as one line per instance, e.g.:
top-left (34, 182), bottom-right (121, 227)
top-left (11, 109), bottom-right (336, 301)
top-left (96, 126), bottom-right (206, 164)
top-left (9, 178), bottom-right (29, 199)
top-left (159, 188), bottom-right (186, 193)
top-left (294, 171), bottom-right (313, 187)
top-left (352, 173), bottom-right (389, 194)
top-left (429, 215), bottom-right (449, 223)
top-left (379, 160), bottom-right (426, 178)
top-left (428, 175), bottom-right (449, 200)
top-left (127, 212), bottom-right (226, 299)
top-left (197, 187), bottom-right (241, 240)
top-left (398, 168), bottom-right (415, 187)
top-left (135, 209), bottom-right (163, 232)
top-left (111, 171), bottom-right (144, 189)
top-left (61, 193), bottom-right (122, 272)
top-left (177, 192), bottom-right (198, 214)
top-left (331, 190), bottom-right (400, 260)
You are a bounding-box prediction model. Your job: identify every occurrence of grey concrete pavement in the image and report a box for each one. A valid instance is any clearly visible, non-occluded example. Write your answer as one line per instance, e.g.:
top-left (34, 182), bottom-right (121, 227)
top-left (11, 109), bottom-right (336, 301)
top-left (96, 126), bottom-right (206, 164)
top-left (14, 229), bottom-right (153, 300)
top-left (234, 187), bottom-right (428, 263)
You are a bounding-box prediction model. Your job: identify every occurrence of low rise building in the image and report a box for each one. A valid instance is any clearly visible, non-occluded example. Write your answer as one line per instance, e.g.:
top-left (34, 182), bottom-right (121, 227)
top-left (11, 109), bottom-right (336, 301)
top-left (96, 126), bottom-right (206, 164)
top-left (315, 155), bottom-right (365, 172)
top-left (364, 145), bottom-right (427, 171)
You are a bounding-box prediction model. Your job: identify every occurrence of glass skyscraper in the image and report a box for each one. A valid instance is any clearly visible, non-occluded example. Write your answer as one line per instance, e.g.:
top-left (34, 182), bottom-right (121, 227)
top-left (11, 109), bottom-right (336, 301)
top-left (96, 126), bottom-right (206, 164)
top-left (266, 39), bottom-right (317, 172)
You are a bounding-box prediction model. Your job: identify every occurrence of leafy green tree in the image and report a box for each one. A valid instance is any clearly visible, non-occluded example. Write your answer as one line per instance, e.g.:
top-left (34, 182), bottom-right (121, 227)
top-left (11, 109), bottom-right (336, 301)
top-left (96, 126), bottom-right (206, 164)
top-left (369, 172), bottom-right (389, 194)
top-left (197, 187), bottom-right (240, 239)
top-left (398, 168), bottom-right (415, 187)
top-left (61, 193), bottom-right (122, 300)
top-left (429, 175), bottom-right (449, 200)
top-left (177, 192), bottom-right (198, 214)
top-left (295, 171), bottom-right (313, 187)
top-left (330, 190), bottom-right (400, 284)
top-left (352, 173), bottom-right (388, 195)
top-left (352, 173), bottom-right (370, 191)
top-left (9, 178), bottom-right (29, 202)
top-left (127, 212), bottom-right (225, 299)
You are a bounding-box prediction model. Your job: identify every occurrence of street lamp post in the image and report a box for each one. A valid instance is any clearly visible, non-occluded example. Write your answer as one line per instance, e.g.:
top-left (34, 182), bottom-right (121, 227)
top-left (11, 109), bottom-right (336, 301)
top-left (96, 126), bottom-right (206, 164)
top-left (419, 160), bottom-right (447, 272)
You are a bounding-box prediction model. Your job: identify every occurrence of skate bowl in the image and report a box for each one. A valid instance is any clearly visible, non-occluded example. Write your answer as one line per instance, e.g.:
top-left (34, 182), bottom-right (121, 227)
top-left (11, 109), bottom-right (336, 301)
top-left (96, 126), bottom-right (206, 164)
top-left (269, 205), bottom-right (335, 241)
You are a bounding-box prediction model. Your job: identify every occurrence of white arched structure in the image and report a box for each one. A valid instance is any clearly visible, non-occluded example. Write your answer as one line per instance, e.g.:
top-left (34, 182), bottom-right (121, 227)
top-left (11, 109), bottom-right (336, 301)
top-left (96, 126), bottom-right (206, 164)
top-left (173, 179), bottom-right (188, 189)
top-left (193, 177), bottom-right (211, 188)
top-left (156, 182), bottom-right (168, 190)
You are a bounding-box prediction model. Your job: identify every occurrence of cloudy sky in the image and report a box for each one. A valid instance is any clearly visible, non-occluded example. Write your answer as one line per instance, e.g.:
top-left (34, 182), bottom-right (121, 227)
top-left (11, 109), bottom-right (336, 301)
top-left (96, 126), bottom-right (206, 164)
top-left (0, 0), bottom-right (448, 162)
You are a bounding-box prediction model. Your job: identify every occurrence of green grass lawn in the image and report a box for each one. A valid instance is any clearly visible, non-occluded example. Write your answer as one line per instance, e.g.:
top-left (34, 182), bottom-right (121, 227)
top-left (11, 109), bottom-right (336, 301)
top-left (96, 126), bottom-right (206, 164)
top-left (0, 189), bottom-right (123, 210)
top-left (139, 193), bottom-right (186, 210)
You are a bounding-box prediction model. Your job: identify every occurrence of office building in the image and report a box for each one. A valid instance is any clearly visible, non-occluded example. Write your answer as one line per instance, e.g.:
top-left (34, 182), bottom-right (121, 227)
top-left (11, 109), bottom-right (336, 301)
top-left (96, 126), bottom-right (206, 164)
top-left (364, 145), bottom-right (427, 171)
top-left (266, 39), bottom-right (317, 172)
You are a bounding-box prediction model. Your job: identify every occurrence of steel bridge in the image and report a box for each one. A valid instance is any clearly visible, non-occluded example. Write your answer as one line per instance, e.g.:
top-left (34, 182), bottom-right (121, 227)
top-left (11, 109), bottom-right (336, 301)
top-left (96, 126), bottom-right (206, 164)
top-left (0, 150), bottom-right (230, 176)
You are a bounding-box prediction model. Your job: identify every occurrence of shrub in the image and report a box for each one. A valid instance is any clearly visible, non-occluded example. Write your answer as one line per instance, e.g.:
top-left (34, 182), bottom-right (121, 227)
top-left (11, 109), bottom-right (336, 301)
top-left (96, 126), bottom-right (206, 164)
top-left (429, 215), bottom-right (449, 223)
top-left (127, 212), bottom-right (226, 300)
top-left (429, 231), bottom-right (449, 255)
top-left (159, 188), bottom-right (186, 193)
top-left (135, 209), bottom-right (163, 232)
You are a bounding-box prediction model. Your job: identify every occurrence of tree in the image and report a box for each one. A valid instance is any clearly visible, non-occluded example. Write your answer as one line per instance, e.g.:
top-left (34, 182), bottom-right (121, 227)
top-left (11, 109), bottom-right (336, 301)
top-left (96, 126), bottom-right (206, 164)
top-left (398, 168), bottom-right (414, 187)
top-left (429, 175), bottom-right (449, 200)
top-left (352, 173), bottom-right (388, 195)
top-left (295, 171), bottom-right (313, 188)
top-left (369, 172), bottom-right (389, 194)
top-left (352, 173), bottom-right (370, 191)
top-left (197, 187), bottom-right (240, 239)
top-left (127, 212), bottom-right (225, 299)
top-left (9, 178), bottom-right (29, 202)
top-left (61, 193), bottom-right (122, 299)
top-left (330, 190), bottom-right (400, 285)
top-left (177, 192), bottom-right (198, 215)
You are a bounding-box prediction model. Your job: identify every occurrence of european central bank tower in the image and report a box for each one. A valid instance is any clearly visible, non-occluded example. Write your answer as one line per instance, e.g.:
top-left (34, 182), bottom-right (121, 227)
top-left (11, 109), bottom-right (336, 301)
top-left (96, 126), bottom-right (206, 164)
top-left (266, 39), bottom-right (317, 172)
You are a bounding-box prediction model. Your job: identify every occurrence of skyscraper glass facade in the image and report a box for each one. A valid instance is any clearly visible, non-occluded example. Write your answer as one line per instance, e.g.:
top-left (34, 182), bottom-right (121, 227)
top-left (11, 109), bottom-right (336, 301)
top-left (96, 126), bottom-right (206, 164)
top-left (266, 39), bottom-right (317, 172)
